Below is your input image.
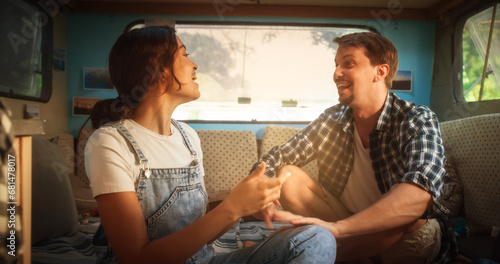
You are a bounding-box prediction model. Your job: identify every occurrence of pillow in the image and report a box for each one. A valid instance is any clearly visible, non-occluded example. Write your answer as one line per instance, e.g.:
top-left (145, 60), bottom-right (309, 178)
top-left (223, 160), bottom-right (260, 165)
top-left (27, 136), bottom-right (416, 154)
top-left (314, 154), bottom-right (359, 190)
top-left (75, 127), bottom-right (95, 186)
top-left (68, 174), bottom-right (98, 217)
top-left (47, 134), bottom-right (74, 179)
top-left (440, 114), bottom-right (500, 228)
top-left (439, 154), bottom-right (463, 218)
top-left (73, 127), bottom-right (98, 215)
top-left (31, 137), bottom-right (79, 245)
top-left (42, 133), bottom-right (98, 217)
top-left (196, 130), bottom-right (258, 201)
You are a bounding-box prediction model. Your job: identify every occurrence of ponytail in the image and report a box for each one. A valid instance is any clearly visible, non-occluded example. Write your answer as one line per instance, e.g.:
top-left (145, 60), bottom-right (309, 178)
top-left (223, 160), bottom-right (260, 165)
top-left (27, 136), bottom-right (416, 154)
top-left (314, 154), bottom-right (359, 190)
top-left (89, 98), bottom-right (133, 129)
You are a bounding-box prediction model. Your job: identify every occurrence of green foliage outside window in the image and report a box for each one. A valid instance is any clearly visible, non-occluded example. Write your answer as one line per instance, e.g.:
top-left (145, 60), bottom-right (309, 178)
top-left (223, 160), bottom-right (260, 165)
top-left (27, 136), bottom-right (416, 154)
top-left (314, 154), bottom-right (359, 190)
top-left (462, 4), bottom-right (500, 102)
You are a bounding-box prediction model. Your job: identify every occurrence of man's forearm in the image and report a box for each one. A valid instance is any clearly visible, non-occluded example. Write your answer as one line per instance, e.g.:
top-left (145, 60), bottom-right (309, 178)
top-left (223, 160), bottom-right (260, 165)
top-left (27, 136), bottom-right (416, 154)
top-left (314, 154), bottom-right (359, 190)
top-left (334, 182), bottom-right (432, 238)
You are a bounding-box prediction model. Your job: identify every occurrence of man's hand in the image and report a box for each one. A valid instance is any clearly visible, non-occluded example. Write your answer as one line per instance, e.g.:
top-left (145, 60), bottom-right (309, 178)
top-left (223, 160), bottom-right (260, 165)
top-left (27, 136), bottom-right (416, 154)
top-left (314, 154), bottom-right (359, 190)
top-left (252, 202), bottom-right (279, 229)
top-left (251, 169), bottom-right (291, 229)
top-left (270, 210), bottom-right (342, 238)
top-left (289, 216), bottom-right (342, 238)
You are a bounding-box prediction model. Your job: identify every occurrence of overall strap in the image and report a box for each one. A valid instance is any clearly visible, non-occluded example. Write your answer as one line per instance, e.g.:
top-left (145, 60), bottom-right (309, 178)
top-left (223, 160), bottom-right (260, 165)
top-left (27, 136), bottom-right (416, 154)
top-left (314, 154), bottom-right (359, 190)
top-left (109, 122), bottom-right (151, 177)
top-left (171, 119), bottom-right (198, 163)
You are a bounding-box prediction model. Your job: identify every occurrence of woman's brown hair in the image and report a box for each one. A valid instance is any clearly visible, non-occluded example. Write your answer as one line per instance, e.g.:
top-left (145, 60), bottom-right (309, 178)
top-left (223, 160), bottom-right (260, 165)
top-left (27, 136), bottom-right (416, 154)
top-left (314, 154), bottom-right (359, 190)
top-left (90, 26), bottom-right (179, 128)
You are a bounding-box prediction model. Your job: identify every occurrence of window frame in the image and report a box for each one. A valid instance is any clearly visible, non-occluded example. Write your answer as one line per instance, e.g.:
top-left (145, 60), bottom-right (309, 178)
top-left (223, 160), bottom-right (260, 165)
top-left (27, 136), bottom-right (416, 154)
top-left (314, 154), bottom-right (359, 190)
top-left (454, 1), bottom-right (500, 103)
top-left (125, 19), bottom-right (377, 124)
top-left (0, 0), bottom-right (53, 103)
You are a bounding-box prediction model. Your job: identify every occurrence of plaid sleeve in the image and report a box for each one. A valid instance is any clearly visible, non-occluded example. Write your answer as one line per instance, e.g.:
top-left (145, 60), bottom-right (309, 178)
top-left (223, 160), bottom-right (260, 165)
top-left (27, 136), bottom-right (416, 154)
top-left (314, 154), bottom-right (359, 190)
top-left (400, 107), bottom-right (449, 217)
top-left (258, 113), bottom-right (328, 178)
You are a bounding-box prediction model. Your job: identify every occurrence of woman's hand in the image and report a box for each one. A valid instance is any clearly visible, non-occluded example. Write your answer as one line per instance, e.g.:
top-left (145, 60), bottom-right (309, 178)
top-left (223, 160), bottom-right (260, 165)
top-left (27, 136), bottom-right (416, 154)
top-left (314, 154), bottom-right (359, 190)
top-left (251, 168), bottom-right (291, 229)
top-left (223, 162), bottom-right (288, 219)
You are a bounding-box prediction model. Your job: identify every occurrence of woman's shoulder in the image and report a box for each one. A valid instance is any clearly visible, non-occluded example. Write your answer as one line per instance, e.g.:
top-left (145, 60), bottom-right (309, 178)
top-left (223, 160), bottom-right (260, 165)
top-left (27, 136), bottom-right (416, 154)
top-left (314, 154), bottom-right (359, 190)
top-left (85, 121), bottom-right (137, 171)
top-left (87, 121), bottom-right (130, 148)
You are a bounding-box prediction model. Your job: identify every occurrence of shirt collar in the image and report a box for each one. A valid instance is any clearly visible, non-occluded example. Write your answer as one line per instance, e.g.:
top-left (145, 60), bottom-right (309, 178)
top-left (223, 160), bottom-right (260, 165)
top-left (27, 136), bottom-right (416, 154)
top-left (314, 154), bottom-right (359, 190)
top-left (338, 105), bottom-right (354, 133)
top-left (374, 92), bottom-right (395, 132)
top-left (337, 92), bottom-right (395, 133)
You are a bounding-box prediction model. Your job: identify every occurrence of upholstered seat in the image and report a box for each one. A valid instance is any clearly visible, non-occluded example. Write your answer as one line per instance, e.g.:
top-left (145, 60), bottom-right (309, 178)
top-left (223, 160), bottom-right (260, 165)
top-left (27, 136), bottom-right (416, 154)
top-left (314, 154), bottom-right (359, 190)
top-left (195, 129), bottom-right (258, 202)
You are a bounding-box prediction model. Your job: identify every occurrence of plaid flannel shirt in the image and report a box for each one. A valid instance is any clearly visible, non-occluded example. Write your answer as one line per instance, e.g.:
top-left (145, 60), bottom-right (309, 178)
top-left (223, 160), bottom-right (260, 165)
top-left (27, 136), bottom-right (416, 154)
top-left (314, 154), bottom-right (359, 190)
top-left (260, 92), bottom-right (458, 263)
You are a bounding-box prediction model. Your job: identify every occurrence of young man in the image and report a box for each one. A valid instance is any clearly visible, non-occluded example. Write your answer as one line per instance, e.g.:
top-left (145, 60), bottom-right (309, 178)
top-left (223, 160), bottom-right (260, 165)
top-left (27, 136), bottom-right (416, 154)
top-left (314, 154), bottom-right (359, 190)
top-left (257, 32), bottom-right (457, 263)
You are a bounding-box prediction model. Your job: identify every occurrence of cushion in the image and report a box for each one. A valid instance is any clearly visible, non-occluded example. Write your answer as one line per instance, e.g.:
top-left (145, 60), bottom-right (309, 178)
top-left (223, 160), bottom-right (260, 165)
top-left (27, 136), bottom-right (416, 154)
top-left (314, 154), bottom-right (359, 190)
top-left (196, 130), bottom-right (258, 201)
top-left (75, 127), bottom-right (95, 186)
top-left (73, 127), bottom-right (97, 215)
top-left (440, 113), bottom-right (500, 228)
top-left (439, 154), bottom-right (463, 218)
top-left (69, 174), bottom-right (97, 217)
top-left (41, 131), bottom-right (98, 216)
top-left (46, 134), bottom-right (75, 178)
top-left (260, 125), bottom-right (319, 180)
top-left (31, 137), bottom-right (79, 245)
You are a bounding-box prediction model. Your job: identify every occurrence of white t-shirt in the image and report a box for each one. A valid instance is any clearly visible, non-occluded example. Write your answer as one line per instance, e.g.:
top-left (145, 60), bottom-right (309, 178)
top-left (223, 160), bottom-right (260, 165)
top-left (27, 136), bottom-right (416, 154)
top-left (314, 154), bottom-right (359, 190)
top-left (85, 119), bottom-right (204, 198)
top-left (340, 124), bottom-right (381, 213)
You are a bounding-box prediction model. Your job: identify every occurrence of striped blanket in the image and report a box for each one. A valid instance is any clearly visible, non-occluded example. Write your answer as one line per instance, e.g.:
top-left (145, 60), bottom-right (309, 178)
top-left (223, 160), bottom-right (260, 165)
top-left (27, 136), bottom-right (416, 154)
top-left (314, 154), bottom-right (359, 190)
top-left (211, 220), bottom-right (291, 256)
top-left (31, 217), bottom-right (99, 264)
top-left (31, 217), bottom-right (289, 263)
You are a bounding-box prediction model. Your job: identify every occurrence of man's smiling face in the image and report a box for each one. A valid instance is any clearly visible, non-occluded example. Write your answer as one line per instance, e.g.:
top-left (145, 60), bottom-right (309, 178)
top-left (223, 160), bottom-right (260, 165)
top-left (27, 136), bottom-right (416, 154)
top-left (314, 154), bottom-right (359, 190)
top-left (333, 46), bottom-right (377, 107)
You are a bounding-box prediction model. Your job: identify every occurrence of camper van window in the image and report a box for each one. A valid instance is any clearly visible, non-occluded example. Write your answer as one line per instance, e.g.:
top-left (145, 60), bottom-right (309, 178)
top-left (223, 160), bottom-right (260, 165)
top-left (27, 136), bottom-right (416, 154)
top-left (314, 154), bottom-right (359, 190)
top-left (461, 3), bottom-right (500, 102)
top-left (0, 0), bottom-right (53, 103)
top-left (127, 21), bottom-right (371, 122)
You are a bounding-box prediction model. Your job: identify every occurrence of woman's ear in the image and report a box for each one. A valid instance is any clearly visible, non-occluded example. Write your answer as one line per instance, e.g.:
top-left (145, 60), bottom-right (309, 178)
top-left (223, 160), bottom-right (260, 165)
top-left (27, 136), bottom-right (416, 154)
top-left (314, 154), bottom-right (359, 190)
top-left (159, 68), bottom-right (170, 83)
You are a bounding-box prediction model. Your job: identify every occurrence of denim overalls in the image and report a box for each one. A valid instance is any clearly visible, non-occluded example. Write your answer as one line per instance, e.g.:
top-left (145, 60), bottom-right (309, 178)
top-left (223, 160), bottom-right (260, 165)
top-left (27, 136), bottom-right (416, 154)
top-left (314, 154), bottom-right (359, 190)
top-left (92, 120), bottom-right (213, 263)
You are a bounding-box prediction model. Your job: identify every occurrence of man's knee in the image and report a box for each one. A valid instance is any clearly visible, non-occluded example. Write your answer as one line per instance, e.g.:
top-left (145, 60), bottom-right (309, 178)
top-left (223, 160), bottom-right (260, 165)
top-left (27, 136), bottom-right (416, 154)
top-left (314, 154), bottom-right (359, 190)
top-left (279, 165), bottom-right (314, 191)
top-left (278, 165), bottom-right (305, 179)
top-left (278, 165), bottom-right (329, 207)
top-left (279, 165), bottom-right (306, 193)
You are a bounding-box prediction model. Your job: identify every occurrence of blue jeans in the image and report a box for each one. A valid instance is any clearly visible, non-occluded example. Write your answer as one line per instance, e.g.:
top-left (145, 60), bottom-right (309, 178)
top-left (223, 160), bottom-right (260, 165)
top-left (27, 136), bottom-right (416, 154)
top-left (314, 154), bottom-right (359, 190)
top-left (209, 225), bottom-right (336, 264)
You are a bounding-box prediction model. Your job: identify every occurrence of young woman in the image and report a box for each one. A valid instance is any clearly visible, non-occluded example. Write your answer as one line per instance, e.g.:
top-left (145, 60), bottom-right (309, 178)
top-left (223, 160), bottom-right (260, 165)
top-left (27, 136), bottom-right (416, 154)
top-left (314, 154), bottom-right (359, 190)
top-left (85, 26), bottom-right (336, 264)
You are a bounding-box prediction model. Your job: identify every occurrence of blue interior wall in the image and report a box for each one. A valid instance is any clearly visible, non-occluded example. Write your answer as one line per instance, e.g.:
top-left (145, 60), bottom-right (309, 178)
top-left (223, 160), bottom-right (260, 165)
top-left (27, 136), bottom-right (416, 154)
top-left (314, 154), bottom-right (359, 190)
top-left (66, 13), bottom-right (435, 137)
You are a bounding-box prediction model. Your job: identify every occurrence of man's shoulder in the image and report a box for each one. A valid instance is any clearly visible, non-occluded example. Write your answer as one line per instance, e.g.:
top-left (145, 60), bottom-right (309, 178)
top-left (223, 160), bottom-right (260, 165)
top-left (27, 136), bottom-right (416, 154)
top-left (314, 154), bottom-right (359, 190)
top-left (405, 104), bottom-right (438, 124)
top-left (391, 94), bottom-right (437, 122)
top-left (323, 103), bottom-right (350, 120)
top-left (388, 96), bottom-right (440, 137)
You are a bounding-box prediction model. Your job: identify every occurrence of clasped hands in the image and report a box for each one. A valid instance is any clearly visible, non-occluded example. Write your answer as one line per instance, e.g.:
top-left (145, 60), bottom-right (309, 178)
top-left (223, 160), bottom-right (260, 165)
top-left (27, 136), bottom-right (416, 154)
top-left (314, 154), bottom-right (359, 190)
top-left (224, 162), bottom-right (341, 238)
top-left (224, 162), bottom-right (289, 222)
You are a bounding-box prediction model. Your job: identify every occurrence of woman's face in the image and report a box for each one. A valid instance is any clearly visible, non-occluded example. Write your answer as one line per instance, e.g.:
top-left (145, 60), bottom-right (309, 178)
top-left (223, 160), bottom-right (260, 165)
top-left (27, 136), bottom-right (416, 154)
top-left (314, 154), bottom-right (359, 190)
top-left (171, 35), bottom-right (200, 101)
